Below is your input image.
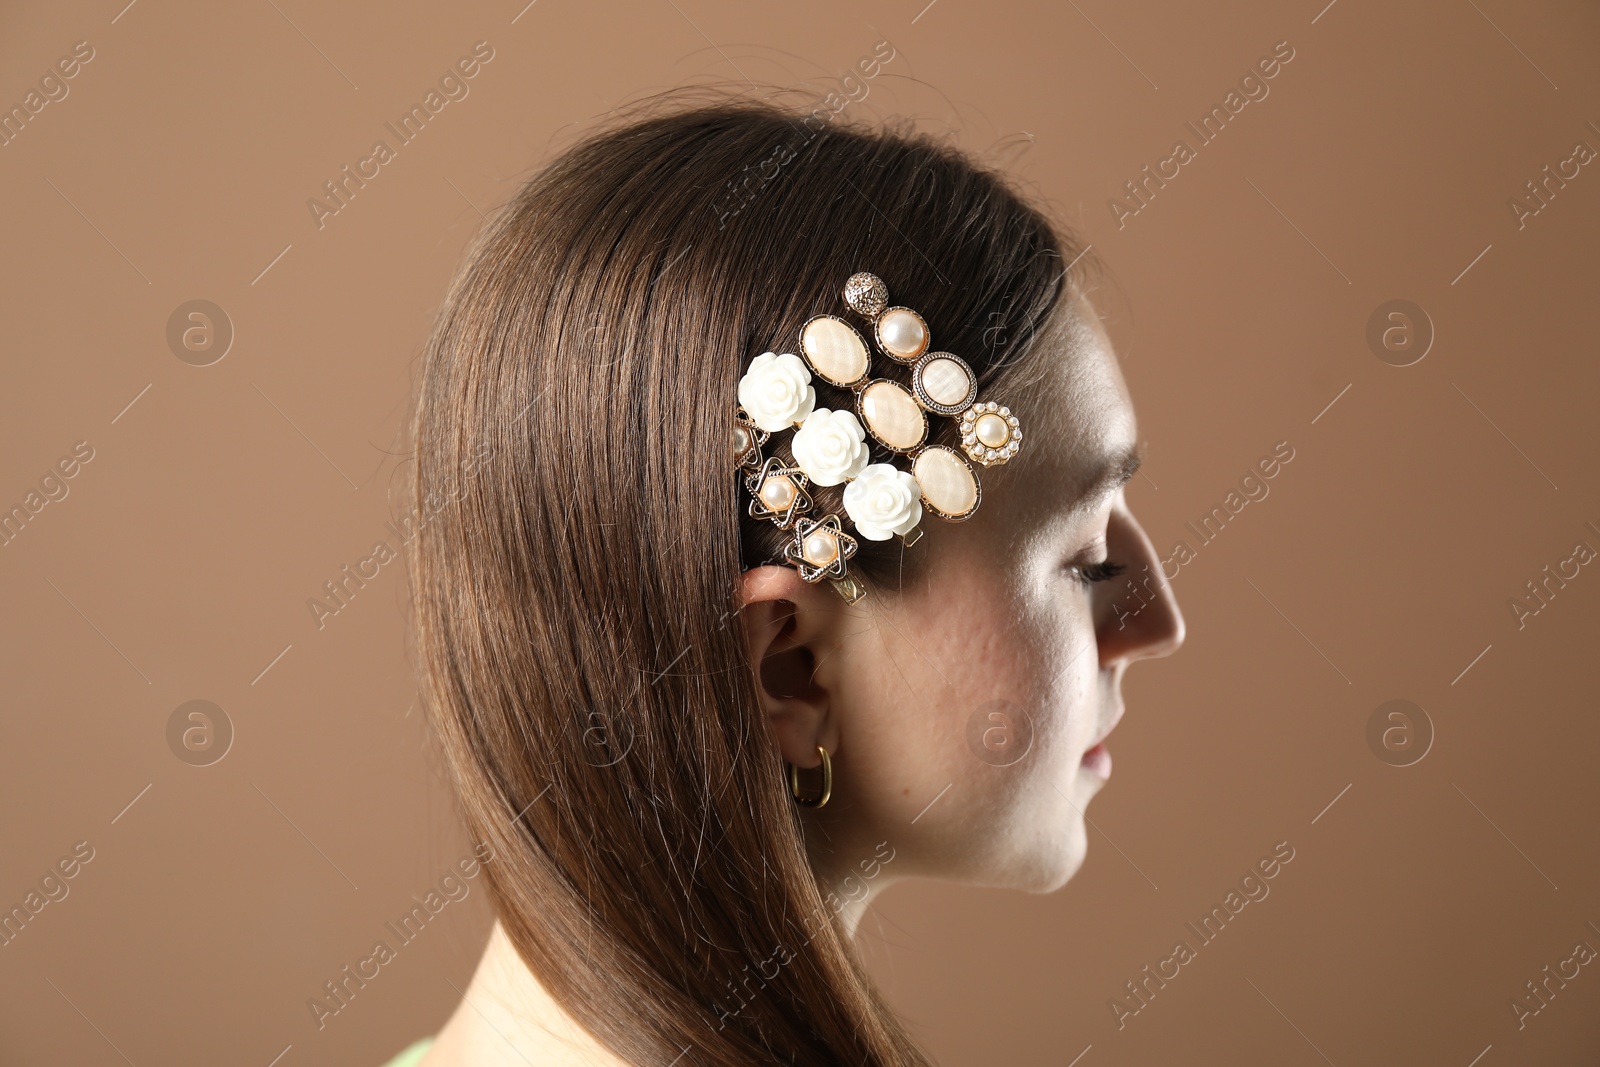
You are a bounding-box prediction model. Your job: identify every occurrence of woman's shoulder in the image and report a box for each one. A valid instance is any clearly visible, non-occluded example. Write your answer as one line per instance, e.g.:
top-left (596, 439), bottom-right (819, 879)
top-left (380, 1037), bottom-right (434, 1067)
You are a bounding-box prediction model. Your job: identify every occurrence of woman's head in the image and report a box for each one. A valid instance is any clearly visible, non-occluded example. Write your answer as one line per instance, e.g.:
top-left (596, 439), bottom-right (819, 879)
top-left (409, 94), bottom-right (1181, 1066)
top-left (746, 289), bottom-right (1184, 903)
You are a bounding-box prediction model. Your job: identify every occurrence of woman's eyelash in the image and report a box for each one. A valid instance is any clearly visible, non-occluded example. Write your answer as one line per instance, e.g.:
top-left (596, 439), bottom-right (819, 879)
top-left (1070, 560), bottom-right (1127, 588)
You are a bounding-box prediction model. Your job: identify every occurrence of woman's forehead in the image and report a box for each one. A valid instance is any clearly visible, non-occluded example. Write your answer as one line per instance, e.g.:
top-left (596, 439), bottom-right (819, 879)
top-left (972, 298), bottom-right (1139, 540)
top-left (1021, 298), bottom-right (1137, 474)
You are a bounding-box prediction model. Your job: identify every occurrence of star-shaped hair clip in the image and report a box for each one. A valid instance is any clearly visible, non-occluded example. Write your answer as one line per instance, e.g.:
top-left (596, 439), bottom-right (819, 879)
top-left (733, 407), bottom-right (769, 472)
top-left (745, 455), bottom-right (813, 528)
top-left (782, 513), bottom-right (858, 586)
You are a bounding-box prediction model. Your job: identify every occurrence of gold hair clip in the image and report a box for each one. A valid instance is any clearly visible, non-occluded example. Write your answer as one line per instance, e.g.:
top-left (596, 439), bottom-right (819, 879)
top-left (734, 273), bottom-right (1024, 602)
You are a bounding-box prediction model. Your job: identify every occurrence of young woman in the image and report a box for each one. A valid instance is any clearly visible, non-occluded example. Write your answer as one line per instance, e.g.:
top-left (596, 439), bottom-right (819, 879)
top-left (395, 96), bottom-right (1183, 1067)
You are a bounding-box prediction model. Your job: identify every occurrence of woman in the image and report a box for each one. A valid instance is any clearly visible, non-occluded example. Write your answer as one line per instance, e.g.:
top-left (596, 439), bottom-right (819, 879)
top-left (394, 95), bottom-right (1183, 1067)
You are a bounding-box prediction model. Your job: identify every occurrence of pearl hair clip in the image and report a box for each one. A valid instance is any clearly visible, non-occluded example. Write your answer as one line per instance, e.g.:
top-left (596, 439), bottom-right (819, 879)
top-left (733, 272), bottom-right (1025, 603)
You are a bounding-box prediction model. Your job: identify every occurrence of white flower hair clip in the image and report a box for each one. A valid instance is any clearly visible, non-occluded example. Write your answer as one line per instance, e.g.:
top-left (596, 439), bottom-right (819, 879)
top-left (734, 272), bottom-right (1025, 603)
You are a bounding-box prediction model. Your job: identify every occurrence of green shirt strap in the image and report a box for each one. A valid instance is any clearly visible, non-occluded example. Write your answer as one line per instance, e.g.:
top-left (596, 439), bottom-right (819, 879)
top-left (380, 1037), bottom-right (434, 1067)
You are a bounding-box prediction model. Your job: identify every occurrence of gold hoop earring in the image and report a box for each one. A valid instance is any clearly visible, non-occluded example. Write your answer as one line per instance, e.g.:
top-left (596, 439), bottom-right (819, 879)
top-left (788, 745), bottom-right (832, 808)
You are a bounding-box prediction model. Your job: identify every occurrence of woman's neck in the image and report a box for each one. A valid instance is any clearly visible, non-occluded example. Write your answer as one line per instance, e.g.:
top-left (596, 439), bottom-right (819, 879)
top-left (421, 920), bottom-right (630, 1067)
top-left (421, 870), bottom-right (894, 1065)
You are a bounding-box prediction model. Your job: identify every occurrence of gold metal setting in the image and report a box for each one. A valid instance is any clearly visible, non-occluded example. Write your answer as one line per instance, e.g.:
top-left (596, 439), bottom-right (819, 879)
top-left (853, 377), bottom-right (928, 453)
top-left (909, 350), bottom-right (979, 416)
top-left (744, 455), bottom-right (813, 529)
top-left (782, 513), bottom-right (858, 583)
top-left (843, 272), bottom-right (888, 319)
top-left (958, 401), bottom-right (1023, 467)
top-left (733, 407), bottom-right (769, 472)
top-left (909, 444), bottom-right (982, 520)
top-left (797, 314), bottom-right (872, 388)
top-left (736, 272), bottom-right (1033, 601)
top-left (873, 305), bottom-right (930, 363)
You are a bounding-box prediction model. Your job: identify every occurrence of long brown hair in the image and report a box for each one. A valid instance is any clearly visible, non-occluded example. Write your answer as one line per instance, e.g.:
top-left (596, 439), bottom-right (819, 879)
top-left (407, 93), bottom-right (1091, 1065)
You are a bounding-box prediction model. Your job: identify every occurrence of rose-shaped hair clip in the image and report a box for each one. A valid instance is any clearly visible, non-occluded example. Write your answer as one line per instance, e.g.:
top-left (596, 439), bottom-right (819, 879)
top-left (734, 273), bottom-right (1025, 602)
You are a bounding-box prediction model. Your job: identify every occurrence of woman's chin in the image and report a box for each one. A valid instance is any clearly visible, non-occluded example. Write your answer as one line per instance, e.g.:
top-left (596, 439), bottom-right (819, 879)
top-left (1021, 820), bottom-right (1090, 893)
top-left (965, 814), bottom-right (1089, 894)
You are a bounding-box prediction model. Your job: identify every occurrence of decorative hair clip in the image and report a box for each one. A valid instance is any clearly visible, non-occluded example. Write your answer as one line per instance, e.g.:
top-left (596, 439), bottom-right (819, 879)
top-left (734, 273), bottom-right (1025, 603)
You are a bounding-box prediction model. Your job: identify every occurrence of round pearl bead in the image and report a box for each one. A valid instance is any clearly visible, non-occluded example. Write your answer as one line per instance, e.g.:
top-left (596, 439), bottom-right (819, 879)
top-left (802, 529), bottom-right (839, 566)
top-left (975, 412), bottom-right (1010, 448)
top-left (879, 309), bottom-right (927, 359)
top-left (734, 426), bottom-right (750, 452)
top-left (760, 475), bottom-right (796, 510)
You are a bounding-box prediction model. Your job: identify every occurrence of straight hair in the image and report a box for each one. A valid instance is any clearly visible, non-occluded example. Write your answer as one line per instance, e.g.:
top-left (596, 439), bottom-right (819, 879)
top-left (407, 93), bottom-right (1093, 1065)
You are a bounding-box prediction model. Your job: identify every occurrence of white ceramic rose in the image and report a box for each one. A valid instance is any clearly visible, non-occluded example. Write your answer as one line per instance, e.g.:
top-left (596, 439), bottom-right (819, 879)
top-left (842, 463), bottom-right (923, 540)
top-left (737, 352), bottom-right (816, 433)
top-left (790, 408), bottom-right (869, 486)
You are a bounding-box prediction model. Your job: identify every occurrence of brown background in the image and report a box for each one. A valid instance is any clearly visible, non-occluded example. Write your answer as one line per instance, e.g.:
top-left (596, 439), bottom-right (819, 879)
top-left (3, 0), bottom-right (1598, 1064)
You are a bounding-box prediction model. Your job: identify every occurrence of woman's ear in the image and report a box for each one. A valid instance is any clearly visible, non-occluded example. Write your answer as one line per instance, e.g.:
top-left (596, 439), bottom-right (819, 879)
top-left (735, 565), bottom-right (846, 768)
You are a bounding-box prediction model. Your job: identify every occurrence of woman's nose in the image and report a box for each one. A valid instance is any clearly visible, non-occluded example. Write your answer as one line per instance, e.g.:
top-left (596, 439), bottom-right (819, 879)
top-left (1097, 513), bottom-right (1185, 664)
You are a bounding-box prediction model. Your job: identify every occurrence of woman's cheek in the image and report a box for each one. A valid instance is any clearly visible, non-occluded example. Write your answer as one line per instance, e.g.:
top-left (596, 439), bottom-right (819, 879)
top-left (1033, 622), bottom-right (1100, 758)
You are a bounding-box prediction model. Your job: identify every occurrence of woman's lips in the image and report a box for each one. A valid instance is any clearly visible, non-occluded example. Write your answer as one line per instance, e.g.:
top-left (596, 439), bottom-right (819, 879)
top-left (1081, 704), bottom-right (1124, 779)
top-left (1081, 742), bottom-right (1112, 778)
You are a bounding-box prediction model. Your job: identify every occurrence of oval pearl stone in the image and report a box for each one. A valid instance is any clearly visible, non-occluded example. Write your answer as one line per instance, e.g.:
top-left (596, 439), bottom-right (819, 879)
top-left (802, 529), bottom-right (839, 566)
top-left (734, 426), bottom-right (751, 452)
top-left (913, 447), bottom-right (979, 518)
top-left (800, 317), bottom-right (870, 386)
top-left (859, 380), bottom-right (925, 450)
top-left (760, 475), bottom-right (796, 510)
top-left (975, 412), bottom-right (1010, 448)
top-left (919, 356), bottom-right (973, 407)
top-left (878, 309), bottom-right (928, 360)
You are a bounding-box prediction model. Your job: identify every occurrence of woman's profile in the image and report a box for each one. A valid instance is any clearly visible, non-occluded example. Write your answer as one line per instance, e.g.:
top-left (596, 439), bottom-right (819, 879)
top-left (394, 94), bottom-right (1184, 1067)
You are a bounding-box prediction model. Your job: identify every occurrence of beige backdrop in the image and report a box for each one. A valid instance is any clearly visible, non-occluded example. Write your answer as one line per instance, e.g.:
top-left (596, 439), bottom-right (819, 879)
top-left (3, 0), bottom-right (1598, 1064)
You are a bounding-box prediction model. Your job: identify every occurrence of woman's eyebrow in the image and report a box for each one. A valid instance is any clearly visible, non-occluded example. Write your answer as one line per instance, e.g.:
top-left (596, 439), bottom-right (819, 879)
top-left (1065, 440), bottom-right (1145, 516)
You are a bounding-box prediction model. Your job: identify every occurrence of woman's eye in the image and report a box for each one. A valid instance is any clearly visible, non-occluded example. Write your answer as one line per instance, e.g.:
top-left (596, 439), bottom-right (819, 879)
top-left (1068, 559), bottom-right (1127, 589)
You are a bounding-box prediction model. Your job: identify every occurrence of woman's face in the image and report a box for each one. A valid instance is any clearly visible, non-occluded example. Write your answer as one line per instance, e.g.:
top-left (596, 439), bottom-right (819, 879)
top-left (748, 294), bottom-right (1184, 900)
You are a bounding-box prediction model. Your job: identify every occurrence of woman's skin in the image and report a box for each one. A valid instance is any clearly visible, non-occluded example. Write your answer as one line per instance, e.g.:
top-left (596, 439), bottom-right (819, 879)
top-left (755, 291), bottom-right (1185, 935)
top-left (420, 293), bottom-right (1184, 1066)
